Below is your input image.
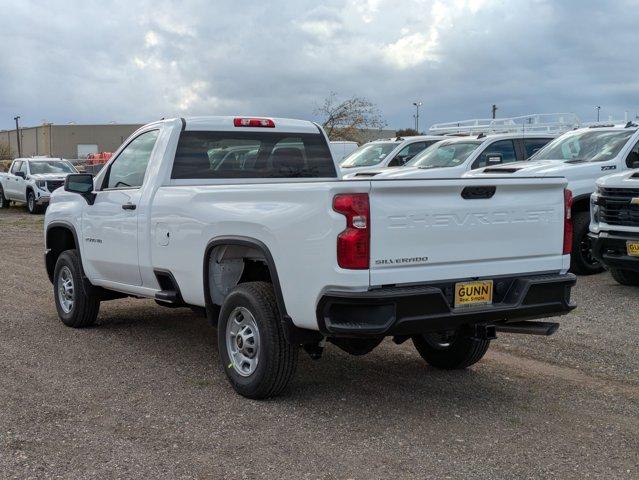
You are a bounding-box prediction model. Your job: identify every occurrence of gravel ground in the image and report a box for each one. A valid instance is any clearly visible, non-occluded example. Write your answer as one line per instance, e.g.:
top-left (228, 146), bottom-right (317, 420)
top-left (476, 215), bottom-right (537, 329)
top-left (1, 206), bottom-right (638, 479)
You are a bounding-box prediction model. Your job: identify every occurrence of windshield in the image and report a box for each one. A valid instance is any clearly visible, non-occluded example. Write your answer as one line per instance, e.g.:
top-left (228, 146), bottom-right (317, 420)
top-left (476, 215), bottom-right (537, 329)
top-left (532, 130), bottom-right (635, 162)
top-left (340, 142), bottom-right (400, 168)
top-left (28, 160), bottom-right (77, 174)
top-left (407, 141), bottom-right (481, 168)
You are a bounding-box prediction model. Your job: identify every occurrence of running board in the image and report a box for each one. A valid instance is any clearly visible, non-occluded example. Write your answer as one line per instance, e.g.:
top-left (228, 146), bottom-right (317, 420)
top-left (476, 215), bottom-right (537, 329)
top-left (155, 290), bottom-right (181, 303)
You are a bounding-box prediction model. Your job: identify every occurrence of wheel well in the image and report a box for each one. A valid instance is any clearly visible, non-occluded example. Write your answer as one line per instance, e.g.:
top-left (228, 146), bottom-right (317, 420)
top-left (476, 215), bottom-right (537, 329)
top-left (206, 244), bottom-right (272, 307)
top-left (572, 196), bottom-right (590, 215)
top-left (45, 226), bottom-right (77, 282)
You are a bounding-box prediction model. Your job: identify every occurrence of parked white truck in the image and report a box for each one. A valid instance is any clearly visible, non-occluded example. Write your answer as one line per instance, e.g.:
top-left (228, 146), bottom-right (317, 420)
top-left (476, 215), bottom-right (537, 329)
top-left (0, 158), bottom-right (78, 213)
top-left (469, 123), bottom-right (639, 274)
top-left (44, 116), bottom-right (576, 399)
top-left (589, 170), bottom-right (639, 285)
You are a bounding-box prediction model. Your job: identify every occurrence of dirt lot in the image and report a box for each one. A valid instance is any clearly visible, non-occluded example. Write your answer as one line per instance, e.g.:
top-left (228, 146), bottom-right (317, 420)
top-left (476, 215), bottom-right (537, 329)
top-left (1, 206), bottom-right (638, 479)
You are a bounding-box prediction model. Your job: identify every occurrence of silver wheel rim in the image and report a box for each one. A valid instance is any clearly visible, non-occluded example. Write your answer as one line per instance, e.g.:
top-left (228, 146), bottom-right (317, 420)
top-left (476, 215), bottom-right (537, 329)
top-left (57, 266), bottom-right (75, 313)
top-left (225, 307), bottom-right (260, 377)
top-left (28, 194), bottom-right (34, 211)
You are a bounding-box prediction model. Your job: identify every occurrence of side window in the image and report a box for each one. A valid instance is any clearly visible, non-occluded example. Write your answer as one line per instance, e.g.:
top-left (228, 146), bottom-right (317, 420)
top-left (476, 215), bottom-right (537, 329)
top-left (474, 140), bottom-right (517, 168)
top-left (104, 130), bottom-right (159, 189)
top-left (627, 139), bottom-right (639, 168)
top-left (523, 138), bottom-right (551, 159)
top-left (19, 162), bottom-right (29, 175)
top-left (389, 141), bottom-right (429, 166)
top-left (10, 161), bottom-right (22, 174)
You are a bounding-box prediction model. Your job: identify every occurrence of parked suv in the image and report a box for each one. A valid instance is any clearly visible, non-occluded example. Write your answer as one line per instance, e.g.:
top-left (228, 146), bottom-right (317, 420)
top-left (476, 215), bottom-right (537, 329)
top-left (0, 158), bottom-right (78, 213)
top-left (339, 135), bottom-right (443, 173)
top-left (590, 170), bottom-right (639, 285)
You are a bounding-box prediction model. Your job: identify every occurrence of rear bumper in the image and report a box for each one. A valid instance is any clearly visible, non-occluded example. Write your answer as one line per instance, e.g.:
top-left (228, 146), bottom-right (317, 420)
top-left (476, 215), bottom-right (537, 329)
top-left (316, 273), bottom-right (576, 337)
top-left (589, 231), bottom-right (639, 272)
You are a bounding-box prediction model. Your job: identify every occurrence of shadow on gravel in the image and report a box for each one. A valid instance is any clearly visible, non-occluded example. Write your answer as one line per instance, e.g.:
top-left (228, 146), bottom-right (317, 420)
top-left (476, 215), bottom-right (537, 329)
top-left (79, 301), bottom-right (525, 415)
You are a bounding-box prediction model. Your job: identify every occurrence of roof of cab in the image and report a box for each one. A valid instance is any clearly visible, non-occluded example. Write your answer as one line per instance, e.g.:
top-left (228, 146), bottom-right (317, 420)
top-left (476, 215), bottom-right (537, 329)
top-left (183, 116), bottom-right (321, 134)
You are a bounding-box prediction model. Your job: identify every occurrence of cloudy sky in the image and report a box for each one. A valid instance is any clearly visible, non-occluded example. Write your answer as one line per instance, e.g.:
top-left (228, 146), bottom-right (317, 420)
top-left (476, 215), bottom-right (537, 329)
top-left (1, 0), bottom-right (638, 131)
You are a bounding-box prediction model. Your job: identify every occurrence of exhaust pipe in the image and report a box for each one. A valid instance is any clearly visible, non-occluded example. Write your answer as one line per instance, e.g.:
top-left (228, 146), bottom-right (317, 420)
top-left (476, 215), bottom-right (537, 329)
top-left (495, 321), bottom-right (559, 336)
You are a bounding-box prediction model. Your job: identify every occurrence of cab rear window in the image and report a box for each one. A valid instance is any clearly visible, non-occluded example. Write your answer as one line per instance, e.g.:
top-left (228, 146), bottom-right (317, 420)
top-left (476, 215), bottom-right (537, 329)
top-left (171, 131), bottom-right (337, 179)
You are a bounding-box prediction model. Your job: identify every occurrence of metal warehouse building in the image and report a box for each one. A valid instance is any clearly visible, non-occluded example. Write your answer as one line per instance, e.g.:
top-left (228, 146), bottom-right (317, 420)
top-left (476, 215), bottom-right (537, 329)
top-left (0, 123), bottom-right (144, 159)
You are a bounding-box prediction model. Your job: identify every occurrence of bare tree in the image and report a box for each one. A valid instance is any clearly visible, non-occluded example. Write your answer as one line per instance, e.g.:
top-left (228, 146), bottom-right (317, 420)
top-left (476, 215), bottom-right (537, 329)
top-left (0, 141), bottom-right (11, 160)
top-left (315, 92), bottom-right (386, 143)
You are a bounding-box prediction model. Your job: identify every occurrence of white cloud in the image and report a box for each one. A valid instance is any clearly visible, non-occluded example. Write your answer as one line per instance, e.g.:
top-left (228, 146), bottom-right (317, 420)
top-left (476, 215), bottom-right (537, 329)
top-left (383, 31), bottom-right (440, 69)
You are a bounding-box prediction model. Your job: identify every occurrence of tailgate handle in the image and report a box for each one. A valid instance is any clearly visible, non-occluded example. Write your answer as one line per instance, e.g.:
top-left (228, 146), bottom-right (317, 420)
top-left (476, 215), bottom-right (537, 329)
top-left (462, 186), bottom-right (496, 199)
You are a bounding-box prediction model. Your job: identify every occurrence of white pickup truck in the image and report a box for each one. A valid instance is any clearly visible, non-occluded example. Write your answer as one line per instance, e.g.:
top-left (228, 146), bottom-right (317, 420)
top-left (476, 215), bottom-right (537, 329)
top-left (0, 158), bottom-right (78, 213)
top-left (44, 116), bottom-right (576, 399)
top-left (470, 123), bottom-right (639, 275)
top-left (589, 170), bottom-right (639, 285)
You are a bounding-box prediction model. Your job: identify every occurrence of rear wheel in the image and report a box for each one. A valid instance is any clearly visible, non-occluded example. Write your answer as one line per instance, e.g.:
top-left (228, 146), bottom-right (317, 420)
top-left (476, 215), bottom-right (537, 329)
top-left (412, 331), bottom-right (490, 370)
top-left (570, 211), bottom-right (604, 275)
top-left (0, 186), bottom-right (9, 209)
top-left (217, 281), bottom-right (298, 399)
top-left (610, 268), bottom-right (639, 286)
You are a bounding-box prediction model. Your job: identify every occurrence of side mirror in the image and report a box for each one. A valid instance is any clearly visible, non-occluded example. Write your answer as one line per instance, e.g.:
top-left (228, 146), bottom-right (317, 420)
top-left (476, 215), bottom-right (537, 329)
top-left (486, 153), bottom-right (503, 165)
top-left (64, 174), bottom-right (96, 205)
top-left (14, 171), bottom-right (25, 179)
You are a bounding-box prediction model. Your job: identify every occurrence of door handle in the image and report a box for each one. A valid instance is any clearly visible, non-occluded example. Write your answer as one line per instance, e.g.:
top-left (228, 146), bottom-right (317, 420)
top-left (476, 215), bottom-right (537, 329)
top-left (122, 203), bottom-right (137, 210)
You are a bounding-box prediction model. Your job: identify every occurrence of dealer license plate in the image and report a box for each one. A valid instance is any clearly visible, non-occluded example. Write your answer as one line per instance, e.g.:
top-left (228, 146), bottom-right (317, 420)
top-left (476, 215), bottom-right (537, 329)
top-left (454, 280), bottom-right (493, 308)
top-left (627, 241), bottom-right (639, 257)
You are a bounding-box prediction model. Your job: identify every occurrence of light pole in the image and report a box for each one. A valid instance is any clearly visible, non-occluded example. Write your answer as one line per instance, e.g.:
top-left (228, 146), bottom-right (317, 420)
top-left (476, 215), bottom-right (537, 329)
top-left (595, 106), bottom-right (601, 122)
top-left (13, 115), bottom-right (21, 157)
top-left (412, 102), bottom-right (422, 132)
top-left (492, 104), bottom-right (498, 119)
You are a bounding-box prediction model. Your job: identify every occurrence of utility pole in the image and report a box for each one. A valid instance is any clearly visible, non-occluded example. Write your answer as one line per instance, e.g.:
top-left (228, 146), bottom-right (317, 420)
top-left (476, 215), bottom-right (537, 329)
top-left (595, 106), bottom-right (601, 122)
top-left (491, 104), bottom-right (498, 119)
top-left (412, 101), bottom-right (422, 133)
top-left (14, 115), bottom-right (21, 157)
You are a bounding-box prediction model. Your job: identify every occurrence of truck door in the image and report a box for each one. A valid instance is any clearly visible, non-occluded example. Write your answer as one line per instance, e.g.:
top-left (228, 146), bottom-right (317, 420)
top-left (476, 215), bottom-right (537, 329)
top-left (6, 160), bottom-right (26, 200)
top-left (81, 130), bottom-right (159, 286)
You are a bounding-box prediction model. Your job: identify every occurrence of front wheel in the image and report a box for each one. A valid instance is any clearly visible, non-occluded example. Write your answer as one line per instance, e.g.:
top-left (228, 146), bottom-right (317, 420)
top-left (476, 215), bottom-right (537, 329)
top-left (610, 268), bottom-right (639, 286)
top-left (0, 186), bottom-right (9, 209)
top-left (217, 281), bottom-right (298, 399)
top-left (53, 250), bottom-right (100, 328)
top-left (27, 190), bottom-right (42, 214)
top-left (570, 211), bottom-right (604, 275)
top-left (412, 331), bottom-right (490, 370)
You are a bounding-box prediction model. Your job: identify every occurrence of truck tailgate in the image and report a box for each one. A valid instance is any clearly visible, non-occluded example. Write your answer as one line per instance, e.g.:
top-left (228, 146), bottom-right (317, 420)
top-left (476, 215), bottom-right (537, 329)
top-left (369, 177), bottom-right (568, 286)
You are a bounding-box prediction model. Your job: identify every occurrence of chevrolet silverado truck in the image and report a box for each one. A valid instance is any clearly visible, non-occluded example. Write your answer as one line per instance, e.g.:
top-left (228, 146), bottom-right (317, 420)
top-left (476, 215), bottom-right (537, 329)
top-left (589, 170), bottom-right (639, 285)
top-left (44, 116), bottom-right (576, 399)
top-left (469, 123), bottom-right (639, 275)
top-left (0, 157), bottom-right (78, 213)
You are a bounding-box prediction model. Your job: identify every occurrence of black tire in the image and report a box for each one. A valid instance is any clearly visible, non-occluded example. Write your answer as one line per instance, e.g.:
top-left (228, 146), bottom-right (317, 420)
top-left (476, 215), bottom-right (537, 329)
top-left (412, 331), bottom-right (490, 370)
top-left (570, 211), bottom-right (604, 275)
top-left (53, 250), bottom-right (100, 328)
top-left (610, 268), bottom-right (639, 286)
top-left (26, 190), bottom-right (42, 214)
top-left (217, 281), bottom-right (298, 399)
top-left (0, 186), bottom-right (9, 209)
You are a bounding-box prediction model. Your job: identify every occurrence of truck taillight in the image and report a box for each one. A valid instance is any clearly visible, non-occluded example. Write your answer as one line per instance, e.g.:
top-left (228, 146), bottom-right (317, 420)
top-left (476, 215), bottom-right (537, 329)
top-left (233, 117), bottom-right (275, 128)
top-left (333, 193), bottom-right (370, 269)
top-left (563, 189), bottom-right (573, 255)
